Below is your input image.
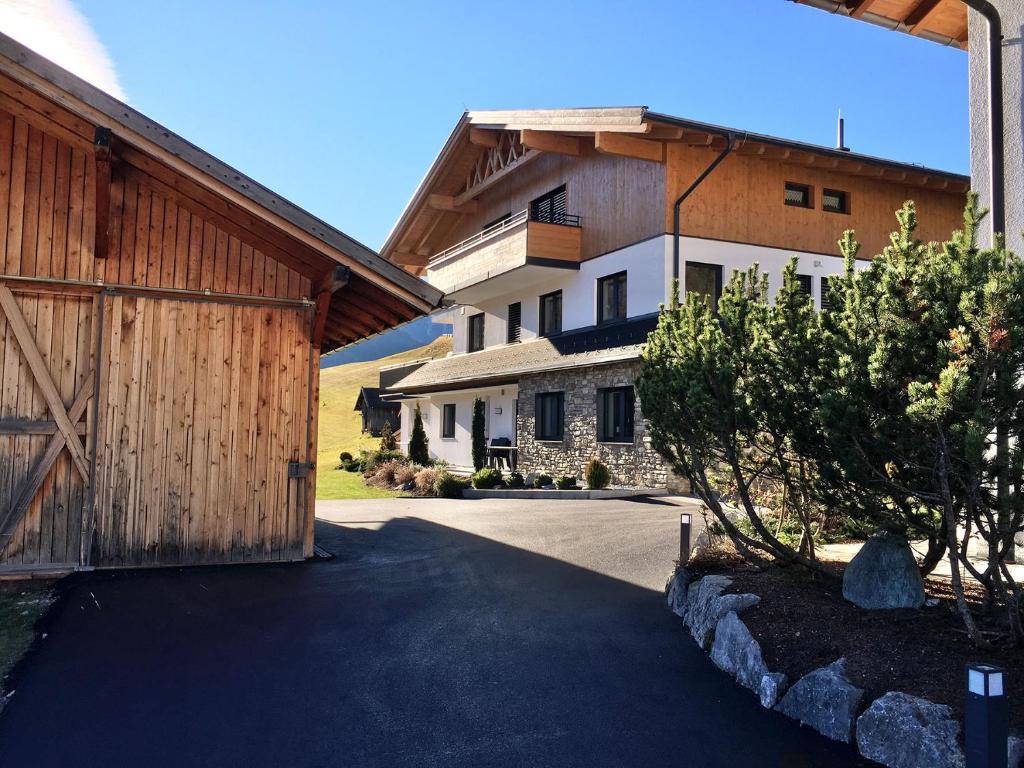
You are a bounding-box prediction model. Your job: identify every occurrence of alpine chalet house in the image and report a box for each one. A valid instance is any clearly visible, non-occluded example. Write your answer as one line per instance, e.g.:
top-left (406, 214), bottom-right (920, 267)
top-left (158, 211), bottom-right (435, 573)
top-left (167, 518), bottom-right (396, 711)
top-left (380, 108), bottom-right (968, 487)
top-left (0, 34), bottom-right (441, 575)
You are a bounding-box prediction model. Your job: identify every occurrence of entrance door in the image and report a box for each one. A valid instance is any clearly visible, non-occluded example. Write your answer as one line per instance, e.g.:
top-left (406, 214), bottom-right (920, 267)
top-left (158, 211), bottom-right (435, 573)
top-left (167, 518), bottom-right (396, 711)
top-left (93, 294), bottom-right (313, 567)
top-left (0, 285), bottom-right (98, 570)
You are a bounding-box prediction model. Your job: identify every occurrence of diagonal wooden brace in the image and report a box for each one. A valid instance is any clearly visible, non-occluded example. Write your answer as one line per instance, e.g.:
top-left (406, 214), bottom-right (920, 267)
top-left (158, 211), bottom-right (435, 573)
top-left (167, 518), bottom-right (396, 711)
top-left (0, 371), bottom-right (94, 542)
top-left (0, 285), bottom-right (91, 480)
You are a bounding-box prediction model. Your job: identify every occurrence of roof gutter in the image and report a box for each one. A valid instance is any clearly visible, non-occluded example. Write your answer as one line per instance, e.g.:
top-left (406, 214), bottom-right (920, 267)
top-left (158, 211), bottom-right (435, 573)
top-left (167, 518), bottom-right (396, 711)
top-left (961, 0), bottom-right (1005, 239)
top-left (794, 0), bottom-right (964, 47)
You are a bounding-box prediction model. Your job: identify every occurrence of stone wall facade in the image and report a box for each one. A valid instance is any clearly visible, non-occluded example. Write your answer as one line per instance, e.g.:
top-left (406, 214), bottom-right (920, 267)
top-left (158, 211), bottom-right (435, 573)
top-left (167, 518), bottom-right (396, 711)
top-left (516, 361), bottom-right (687, 491)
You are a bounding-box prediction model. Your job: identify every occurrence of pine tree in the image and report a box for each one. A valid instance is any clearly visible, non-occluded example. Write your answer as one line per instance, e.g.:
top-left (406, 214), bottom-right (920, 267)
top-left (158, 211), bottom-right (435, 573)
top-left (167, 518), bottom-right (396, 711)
top-left (407, 404), bottom-right (429, 465)
top-left (471, 398), bottom-right (486, 471)
top-left (379, 419), bottom-right (397, 452)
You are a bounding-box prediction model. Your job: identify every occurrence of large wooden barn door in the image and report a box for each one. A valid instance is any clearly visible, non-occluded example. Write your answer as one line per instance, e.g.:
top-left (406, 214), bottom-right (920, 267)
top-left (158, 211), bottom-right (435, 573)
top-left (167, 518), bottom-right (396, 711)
top-left (93, 294), bottom-right (313, 567)
top-left (0, 285), bottom-right (99, 571)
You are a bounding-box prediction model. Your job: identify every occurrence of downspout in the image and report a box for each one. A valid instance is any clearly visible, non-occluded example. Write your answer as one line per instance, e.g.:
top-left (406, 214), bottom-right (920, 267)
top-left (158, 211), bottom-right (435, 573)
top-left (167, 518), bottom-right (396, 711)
top-left (672, 132), bottom-right (738, 294)
top-left (961, 0), bottom-right (1004, 238)
top-left (962, 0), bottom-right (1011, 561)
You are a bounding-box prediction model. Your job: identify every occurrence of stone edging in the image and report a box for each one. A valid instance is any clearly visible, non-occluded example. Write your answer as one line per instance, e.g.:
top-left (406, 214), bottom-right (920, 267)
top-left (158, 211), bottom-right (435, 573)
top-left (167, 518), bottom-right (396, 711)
top-left (462, 488), bottom-right (669, 500)
top-left (665, 568), bottom-right (1021, 768)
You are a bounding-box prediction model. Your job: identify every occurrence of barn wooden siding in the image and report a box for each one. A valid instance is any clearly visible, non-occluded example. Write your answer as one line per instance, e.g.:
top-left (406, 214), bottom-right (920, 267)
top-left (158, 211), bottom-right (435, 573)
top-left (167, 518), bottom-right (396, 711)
top-left (0, 107), bottom-right (316, 570)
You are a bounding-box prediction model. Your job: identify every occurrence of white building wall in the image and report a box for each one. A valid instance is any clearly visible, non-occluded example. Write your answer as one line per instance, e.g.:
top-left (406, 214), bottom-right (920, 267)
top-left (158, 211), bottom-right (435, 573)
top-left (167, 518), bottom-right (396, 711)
top-left (399, 385), bottom-right (518, 471)
top-left (969, 1), bottom-right (1023, 254)
top-left (446, 235), bottom-right (855, 353)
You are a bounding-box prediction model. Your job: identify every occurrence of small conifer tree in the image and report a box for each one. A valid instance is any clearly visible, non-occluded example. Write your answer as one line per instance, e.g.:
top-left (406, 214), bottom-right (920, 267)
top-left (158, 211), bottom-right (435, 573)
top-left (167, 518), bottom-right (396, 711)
top-left (471, 398), bottom-right (487, 471)
top-left (379, 419), bottom-right (397, 451)
top-left (408, 404), bottom-right (429, 465)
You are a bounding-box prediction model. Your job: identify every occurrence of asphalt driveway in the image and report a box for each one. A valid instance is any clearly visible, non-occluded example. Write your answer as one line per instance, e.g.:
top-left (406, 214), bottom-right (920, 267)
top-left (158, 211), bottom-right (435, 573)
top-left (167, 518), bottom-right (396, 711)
top-left (0, 497), bottom-right (868, 767)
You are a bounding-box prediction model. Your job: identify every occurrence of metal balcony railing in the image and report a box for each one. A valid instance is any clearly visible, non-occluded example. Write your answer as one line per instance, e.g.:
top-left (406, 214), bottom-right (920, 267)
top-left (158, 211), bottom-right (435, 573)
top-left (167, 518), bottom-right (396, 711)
top-left (428, 208), bottom-right (581, 269)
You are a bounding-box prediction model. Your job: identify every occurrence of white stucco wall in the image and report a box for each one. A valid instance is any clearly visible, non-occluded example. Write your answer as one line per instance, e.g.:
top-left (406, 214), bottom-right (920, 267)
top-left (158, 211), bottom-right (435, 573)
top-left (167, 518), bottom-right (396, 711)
top-left (399, 385), bottom-right (518, 470)
top-left (447, 235), bottom-right (852, 353)
top-left (969, 1), bottom-right (1023, 254)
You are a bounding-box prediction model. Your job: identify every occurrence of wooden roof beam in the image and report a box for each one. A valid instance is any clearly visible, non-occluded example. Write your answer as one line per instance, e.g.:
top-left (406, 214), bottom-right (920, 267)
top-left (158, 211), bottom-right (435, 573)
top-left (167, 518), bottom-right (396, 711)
top-left (428, 194), bottom-right (478, 214)
top-left (594, 132), bottom-right (665, 163)
top-left (848, 0), bottom-right (880, 19)
top-left (453, 149), bottom-right (540, 206)
top-left (469, 127), bottom-right (500, 147)
top-left (391, 250), bottom-right (428, 268)
top-left (520, 129), bottom-right (581, 156)
top-left (904, 0), bottom-right (944, 35)
top-left (312, 264), bottom-right (351, 349)
top-left (643, 124), bottom-right (685, 140)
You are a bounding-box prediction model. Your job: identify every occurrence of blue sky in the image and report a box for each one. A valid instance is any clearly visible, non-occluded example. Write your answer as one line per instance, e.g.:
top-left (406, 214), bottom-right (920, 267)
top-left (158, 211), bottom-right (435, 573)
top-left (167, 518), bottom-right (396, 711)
top-left (78, 0), bottom-right (969, 252)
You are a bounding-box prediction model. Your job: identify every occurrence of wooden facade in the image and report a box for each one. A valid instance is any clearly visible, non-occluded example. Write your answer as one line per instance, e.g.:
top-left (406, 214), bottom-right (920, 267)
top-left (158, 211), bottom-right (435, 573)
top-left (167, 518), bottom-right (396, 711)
top-left (382, 108), bottom-right (970, 273)
top-left (0, 35), bottom-right (440, 573)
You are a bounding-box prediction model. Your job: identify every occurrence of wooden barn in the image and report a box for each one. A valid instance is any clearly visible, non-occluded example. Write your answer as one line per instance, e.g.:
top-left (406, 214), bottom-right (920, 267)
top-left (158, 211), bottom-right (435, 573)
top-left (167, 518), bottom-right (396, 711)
top-left (0, 34), bottom-right (442, 575)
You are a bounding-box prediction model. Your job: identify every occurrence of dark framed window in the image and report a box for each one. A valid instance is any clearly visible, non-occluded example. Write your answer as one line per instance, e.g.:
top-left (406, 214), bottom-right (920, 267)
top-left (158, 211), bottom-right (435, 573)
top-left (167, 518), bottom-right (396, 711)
top-left (441, 404), bottom-right (456, 439)
top-left (597, 271), bottom-right (627, 325)
top-left (797, 273), bottom-right (813, 296)
top-left (820, 276), bottom-right (839, 311)
top-left (598, 386), bottom-right (635, 443)
top-left (529, 185), bottom-right (567, 224)
top-left (539, 290), bottom-right (562, 337)
top-left (507, 302), bottom-right (521, 344)
top-left (822, 189), bottom-right (849, 214)
top-left (685, 262), bottom-right (723, 312)
top-left (467, 313), bottom-right (485, 352)
top-left (784, 182), bottom-right (812, 209)
top-left (535, 392), bottom-right (564, 441)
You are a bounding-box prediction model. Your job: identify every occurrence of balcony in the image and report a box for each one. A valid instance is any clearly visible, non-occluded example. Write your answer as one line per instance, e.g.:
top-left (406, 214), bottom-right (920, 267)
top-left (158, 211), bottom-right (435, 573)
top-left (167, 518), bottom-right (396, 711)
top-left (427, 209), bottom-right (583, 303)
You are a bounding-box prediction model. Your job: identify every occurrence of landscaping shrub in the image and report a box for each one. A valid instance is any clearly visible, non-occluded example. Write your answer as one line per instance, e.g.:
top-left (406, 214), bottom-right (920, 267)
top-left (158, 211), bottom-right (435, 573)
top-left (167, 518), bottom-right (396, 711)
top-left (361, 449), bottom-right (404, 474)
top-left (414, 466), bottom-right (441, 496)
top-left (408, 403), bottom-right (429, 465)
top-left (379, 420), bottom-right (397, 451)
top-left (339, 451), bottom-right (353, 463)
top-left (471, 398), bottom-right (486, 471)
top-left (533, 473), bottom-right (553, 489)
top-left (338, 451), bottom-right (360, 472)
top-left (434, 472), bottom-right (471, 499)
top-left (506, 471), bottom-right (525, 489)
top-left (555, 475), bottom-right (579, 490)
top-left (471, 467), bottom-right (503, 489)
top-left (367, 459), bottom-right (404, 487)
top-left (394, 463), bottom-right (421, 487)
top-left (584, 458), bottom-right (610, 490)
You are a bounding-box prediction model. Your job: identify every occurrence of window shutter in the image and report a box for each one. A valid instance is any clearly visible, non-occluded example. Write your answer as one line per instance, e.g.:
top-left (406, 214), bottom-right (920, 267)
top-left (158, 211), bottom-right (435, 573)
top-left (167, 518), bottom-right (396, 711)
top-left (507, 302), bottom-right (521, 344)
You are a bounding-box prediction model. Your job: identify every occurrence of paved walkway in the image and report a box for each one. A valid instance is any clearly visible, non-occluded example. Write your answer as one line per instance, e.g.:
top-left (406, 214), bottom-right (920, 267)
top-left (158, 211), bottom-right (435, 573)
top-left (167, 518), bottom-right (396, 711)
top-left (0, 497), bottom-right (868, 767)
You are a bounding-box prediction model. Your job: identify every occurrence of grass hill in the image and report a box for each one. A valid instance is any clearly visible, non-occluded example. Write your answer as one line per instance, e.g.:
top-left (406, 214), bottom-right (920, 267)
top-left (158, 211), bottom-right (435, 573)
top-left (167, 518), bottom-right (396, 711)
top-left (316, 335), bottom-right (452, 499)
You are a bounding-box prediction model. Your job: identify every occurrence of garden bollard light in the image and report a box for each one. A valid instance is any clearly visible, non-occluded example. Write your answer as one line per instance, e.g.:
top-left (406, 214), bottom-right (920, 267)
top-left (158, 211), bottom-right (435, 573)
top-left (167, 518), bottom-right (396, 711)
top-left (679, 512), bottom-right (691, 566)
top-left (966, 663), bottom-right (1008, 768)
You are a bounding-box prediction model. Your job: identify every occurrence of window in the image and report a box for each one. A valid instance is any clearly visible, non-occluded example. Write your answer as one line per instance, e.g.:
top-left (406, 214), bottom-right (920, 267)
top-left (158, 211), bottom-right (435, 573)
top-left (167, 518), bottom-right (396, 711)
top-left (784, 182), bottom-right (812, 209)
top-left (535, 392), bottom-right (564, 441)
top-left (467, 313), bottom-right (485, 352)
top-left (822, 189), bottom-right (849, 214)
top-left (685, 262), bottom-right (723, 312)
top-left (530, 185), bottom-right (567, 225)
top-left (797, 274), bottom-right (813, 296)
top-left (442, 404), bottom-right (456, 439)
top-left (598, 386), bottom-right (635, 443)
top-left (597, 271), bottom-right (627, 325)
top-left (539, 290), bottom-right (562, 337)
top-left (820, 276), bottom-right (839, 311)
top-left (506, 302), bottom-right (521, 344)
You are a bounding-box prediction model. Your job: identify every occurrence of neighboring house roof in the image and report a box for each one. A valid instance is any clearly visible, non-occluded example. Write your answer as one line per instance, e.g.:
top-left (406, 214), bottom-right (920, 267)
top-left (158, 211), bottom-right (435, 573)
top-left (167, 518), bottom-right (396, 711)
top-left (0, 32), bottom-right (443, 351)
top-left (792, 0), bottom-right (968, 49)
top-left (354, 387), bottom-right (398, 411)
top-left (385, 315), bottom-right (659, 394)
top-left (381, 106), bottom-right (970, 274)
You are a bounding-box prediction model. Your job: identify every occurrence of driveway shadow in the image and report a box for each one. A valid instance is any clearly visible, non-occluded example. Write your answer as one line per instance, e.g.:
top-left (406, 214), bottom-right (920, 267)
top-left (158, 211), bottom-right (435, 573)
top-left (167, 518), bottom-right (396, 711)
top-left (0, 516), bottom-right (868, 767)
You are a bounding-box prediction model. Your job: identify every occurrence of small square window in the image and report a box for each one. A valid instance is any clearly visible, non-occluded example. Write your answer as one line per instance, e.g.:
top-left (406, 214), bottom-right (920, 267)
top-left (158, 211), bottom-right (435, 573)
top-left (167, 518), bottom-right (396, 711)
top-left (784, 182), bottom-right (812, 209)
top-left (597, 271), bottom-right (627, 325)
top-left (535, 392), bottom-right (564, 441)
top-left (797, 274), bottom-right (813, 296)
top-left (442, 404), bottom-right (456, 439)
top-left (822, 189), bottom-right (849, 214)
top-left (685, 262), bottom-right (723, 312)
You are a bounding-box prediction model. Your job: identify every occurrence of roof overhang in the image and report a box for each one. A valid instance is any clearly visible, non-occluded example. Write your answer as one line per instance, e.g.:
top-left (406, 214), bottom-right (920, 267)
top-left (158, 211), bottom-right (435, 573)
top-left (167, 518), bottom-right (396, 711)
top-left (792, 0), bottom-right (969, 49)
top-left (0, 32), bottom-right (443, 353)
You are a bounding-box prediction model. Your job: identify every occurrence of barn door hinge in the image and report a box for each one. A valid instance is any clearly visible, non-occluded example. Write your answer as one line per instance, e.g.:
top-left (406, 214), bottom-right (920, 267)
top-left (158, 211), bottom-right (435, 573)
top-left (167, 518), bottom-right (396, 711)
top-left (288, 461), bottom-right (315, 479)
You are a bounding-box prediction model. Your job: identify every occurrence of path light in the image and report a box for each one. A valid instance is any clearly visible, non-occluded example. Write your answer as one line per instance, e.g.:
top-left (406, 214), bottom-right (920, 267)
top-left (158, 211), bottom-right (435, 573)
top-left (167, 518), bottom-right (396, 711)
top-left (679, 513), bottom-right (692, 566)
top-left (966, 663), bottom-right (1008, 768)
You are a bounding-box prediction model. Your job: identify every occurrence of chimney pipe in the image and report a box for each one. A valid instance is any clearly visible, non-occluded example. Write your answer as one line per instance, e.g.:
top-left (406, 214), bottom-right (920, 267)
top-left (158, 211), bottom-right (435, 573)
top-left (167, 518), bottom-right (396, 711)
top-left (837, 111), bottom-right (850, 152)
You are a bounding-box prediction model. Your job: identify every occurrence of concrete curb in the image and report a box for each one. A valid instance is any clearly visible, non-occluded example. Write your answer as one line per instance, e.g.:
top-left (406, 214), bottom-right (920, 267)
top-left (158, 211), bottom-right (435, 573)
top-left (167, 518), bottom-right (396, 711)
top-left (462, 488), bottom-right (670, 500)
